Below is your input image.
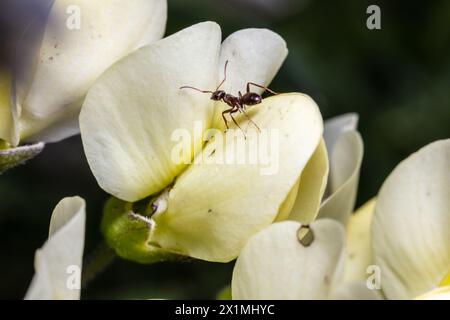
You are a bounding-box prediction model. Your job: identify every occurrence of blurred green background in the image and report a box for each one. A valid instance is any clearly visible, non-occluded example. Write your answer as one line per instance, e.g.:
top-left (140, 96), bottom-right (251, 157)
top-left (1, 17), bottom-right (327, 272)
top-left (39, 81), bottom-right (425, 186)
top-left (1, 0), bottom-right (449, 299)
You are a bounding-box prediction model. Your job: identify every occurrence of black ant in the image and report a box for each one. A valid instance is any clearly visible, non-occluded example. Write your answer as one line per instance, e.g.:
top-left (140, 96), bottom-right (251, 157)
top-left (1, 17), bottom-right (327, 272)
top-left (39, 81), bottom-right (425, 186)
top-left (180, 60), bottom-right (277, 134)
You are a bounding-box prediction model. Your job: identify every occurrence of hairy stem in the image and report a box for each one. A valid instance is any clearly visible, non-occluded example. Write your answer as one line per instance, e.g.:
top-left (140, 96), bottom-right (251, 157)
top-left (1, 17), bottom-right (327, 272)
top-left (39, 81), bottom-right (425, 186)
top-left (81, 241), bottom-right (116, 288)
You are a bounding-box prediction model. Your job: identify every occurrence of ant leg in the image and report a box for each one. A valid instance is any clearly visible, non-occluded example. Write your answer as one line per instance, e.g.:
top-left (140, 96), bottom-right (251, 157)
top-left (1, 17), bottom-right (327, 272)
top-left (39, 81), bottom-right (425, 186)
top-left (222, 105), bottom-right (247, 138)
top-left (216, 60), bottom-right (229, 90)
top-left (241, 109), bottom-right (261, 132)
top-left (246, 82), bottom-right (278, 95)
top-left (222, 108), bottom-right (233, 129)
top-left (229, 108), bottom-right (247, 139)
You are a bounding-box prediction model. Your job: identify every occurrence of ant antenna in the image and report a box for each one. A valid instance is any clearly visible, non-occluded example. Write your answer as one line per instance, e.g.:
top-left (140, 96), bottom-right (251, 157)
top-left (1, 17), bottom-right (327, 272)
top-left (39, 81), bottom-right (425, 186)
top-left (216, 60), bottom-right (228, 90)
top-left (179, 86), bottom-right (213, 94)
top-left (179, 60), bottom-right (229, 93)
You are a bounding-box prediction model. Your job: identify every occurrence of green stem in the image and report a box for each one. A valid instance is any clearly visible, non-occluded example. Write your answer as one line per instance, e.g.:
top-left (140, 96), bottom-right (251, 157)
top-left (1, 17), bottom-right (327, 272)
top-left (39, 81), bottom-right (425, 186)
top-left (82, 242), bottom-right (117, 288)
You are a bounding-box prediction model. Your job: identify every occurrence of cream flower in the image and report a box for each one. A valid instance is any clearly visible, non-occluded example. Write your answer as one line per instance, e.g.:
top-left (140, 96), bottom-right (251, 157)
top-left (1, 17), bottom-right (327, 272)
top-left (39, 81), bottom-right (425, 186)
top-left (81, 21), bottom-right (326, 262)
top-left (226, 114), bottom-right (369, 300)
top-left (232, 118), bottom-right (450, 301)
top-left (340, 139), bottom-right (450, 299)
top-left (232, 219), bottom-right (379, 299)
top-left (0, 0), bottom-right (166, 148)
top-left (25, 196), bottom-right (86, 300)
top-left (343, 198), bottom-right (376, 282)
top-left (230, 200), bottom-right (384, 300)
top-left (318, 113), bottom-right (363, 224)
top-left (286, 113), bottom-right (363, 225)
top-left (371, 139), bottom-right (450, 299)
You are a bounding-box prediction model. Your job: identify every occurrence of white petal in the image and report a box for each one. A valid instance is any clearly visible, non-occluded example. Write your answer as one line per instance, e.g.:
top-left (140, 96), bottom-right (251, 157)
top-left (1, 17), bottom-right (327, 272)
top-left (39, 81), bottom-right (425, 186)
top-left (21, 99), bottom-right (81, 144)
top-left (80, 22), bottom-right (221, 202)
top-left (323, 113), bottom-right (358, 157)
top-left (212, 28), bottom-right (288, 128)
top-left (372, 139), bottom-right (450, 299)
top-left (232, 219), bottom-right (346, 299)
top-left (344, 198), bottom-right (376, 282)
top-left (151, 93), bottom-right (323, 262)
top-left (25, 196), bottom-right (86, 300)
top-left (319, 130), bottom-right (363, 225)
top-left (288, 139), bottom-right (329, 224)
top-left (24, 252), bottom-right (53, 300)
top-left (19, 0), bottom-right (167, 142)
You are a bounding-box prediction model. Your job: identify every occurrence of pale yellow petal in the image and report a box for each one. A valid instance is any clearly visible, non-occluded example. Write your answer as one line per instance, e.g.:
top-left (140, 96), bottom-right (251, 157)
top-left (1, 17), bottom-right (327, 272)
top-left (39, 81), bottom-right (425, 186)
top-left (150, 93), bottom-right (323, 262)
top-left (80, 22), bottom-right (221, 202)
top-left (288, 139), bottom-right (329, 224)
top-left (373, 139), bottom-right (450, 299)
top-left (232, 219), bottom-right (346, 299)
top-left (213, 28), bottom-right (288, 129)
top-left (344, 198), bottom-right (376, 282)
top-left (274, 178), bottom-right (300, 222)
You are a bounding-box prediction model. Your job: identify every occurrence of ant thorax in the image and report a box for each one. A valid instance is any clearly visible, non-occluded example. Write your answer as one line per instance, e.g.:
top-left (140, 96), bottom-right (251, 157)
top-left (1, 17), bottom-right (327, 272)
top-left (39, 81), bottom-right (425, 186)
top-left (222, 93), bottom-right (240, 107)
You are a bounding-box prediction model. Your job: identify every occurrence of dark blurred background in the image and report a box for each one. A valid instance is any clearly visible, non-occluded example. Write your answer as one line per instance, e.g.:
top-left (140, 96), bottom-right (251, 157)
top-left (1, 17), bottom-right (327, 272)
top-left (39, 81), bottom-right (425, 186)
top-left (0, 0), bottom-right (449, 299)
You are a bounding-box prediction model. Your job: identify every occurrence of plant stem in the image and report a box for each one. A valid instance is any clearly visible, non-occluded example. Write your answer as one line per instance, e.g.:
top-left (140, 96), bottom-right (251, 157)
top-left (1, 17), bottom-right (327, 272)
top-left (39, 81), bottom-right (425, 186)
top-left (82, 241), bottom-right (116, 288)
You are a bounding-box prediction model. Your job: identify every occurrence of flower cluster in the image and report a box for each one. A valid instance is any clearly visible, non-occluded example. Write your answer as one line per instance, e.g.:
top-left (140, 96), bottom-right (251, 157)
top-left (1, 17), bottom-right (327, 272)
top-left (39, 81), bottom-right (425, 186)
top-left (4, 0), bottom-right (447, 300)
top-left (232, 139), bottom-right (450, 300)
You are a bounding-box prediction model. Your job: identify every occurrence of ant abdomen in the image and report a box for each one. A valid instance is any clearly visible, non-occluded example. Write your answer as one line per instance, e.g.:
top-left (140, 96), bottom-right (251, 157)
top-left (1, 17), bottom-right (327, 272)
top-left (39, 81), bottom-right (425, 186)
top-left (242, 92), bottom-right (262, 106)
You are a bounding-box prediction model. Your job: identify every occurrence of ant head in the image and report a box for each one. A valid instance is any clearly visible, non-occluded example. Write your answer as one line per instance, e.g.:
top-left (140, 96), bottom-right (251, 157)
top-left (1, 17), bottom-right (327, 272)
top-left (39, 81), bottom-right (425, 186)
top-left (243, 92), bottom-right (262, 105)
top-left (211, 90), bottom-right (226, 101)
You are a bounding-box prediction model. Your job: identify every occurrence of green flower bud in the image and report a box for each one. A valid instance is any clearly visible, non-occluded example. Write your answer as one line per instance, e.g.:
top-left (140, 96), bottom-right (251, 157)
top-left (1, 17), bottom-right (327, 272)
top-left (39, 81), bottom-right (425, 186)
top-left (101, 197), bottom-right (181, 264)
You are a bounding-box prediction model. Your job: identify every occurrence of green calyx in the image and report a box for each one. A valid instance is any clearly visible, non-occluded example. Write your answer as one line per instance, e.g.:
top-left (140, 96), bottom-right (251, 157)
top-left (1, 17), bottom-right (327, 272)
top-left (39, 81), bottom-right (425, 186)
top-left (101, 197), bottom-right (182, 264)
top-left (0, 140), bottom-right (9, 150)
